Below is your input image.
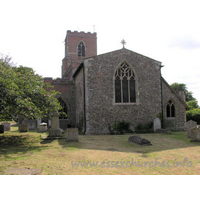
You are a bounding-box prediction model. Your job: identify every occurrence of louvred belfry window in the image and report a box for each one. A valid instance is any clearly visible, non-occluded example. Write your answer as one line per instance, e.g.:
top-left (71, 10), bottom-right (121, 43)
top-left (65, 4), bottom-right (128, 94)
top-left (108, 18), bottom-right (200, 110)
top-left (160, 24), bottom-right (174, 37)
top-left (78, 41), bottom-right (85, 57)
top-left (115, 62), bottom-right (136, 103)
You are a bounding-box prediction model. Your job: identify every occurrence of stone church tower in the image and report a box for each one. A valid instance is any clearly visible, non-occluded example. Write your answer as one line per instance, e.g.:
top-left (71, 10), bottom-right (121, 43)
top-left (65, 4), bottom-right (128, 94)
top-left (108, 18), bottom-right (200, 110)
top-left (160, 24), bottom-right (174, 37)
top-left (61, 30), bottom-right (97, 80)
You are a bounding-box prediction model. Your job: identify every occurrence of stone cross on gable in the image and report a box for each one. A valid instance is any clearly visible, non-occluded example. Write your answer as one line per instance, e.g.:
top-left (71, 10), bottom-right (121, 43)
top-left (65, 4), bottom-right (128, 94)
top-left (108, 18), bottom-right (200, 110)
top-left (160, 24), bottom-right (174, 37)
top-left (121, 39), bottom-right (126, 48)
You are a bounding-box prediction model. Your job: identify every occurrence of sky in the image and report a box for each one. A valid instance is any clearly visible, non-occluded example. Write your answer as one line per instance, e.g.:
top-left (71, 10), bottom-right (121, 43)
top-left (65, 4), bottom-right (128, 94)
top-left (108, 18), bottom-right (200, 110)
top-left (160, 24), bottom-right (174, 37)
top-left (0, 0), bottom-right (200, 104)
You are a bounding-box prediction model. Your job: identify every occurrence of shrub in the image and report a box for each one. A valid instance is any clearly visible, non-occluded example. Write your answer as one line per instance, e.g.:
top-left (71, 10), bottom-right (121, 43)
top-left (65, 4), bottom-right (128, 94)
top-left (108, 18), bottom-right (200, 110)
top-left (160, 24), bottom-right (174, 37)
top-left (135, 122), bottom-right (153, 133)
top-left (109, 120), bottom-right (133, 135)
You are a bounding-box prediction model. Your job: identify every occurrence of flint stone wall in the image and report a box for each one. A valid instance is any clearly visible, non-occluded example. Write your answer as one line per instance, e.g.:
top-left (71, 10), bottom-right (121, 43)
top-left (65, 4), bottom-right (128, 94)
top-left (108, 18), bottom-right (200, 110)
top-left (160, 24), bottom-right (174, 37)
top-left (74, 49), bottom-right (187, 135)
top-left (83, 49), bottom-right (162, 134)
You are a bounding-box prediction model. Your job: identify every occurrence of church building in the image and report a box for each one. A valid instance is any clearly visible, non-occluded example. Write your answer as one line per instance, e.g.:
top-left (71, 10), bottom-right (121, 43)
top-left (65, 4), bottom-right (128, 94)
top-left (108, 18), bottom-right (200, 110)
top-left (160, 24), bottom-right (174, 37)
top-left (44, 30), bottom-right (187, 134)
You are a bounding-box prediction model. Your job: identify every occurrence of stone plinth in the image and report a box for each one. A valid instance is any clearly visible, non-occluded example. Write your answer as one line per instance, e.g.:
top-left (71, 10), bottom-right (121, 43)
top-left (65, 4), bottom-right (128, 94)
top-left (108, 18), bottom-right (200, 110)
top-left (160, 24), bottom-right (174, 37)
top-left (186, 120), bottom-right (197, 138)
top-left (19, 124), bottom-right (29, 132)
top-left (48, 113), bottom-right (62, 137)
top-left (66, 128), bottom-right (78, 142)
top-left (38, 123), bottom-right (47, 133)
top-left (1, 122), bottom-right (10, 131)
top-left (154, 118), bottom-right (161, 132)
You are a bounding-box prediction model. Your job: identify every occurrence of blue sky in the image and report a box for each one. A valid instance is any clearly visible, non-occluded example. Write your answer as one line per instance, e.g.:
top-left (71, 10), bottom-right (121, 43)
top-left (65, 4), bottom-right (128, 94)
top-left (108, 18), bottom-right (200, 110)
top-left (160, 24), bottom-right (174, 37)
top-left (0, 0), bottom-right (200, 103)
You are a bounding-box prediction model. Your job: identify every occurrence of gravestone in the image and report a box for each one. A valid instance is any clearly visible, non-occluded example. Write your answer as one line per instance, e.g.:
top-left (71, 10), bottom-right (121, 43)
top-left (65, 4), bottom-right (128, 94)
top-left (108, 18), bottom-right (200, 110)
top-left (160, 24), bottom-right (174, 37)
top-left (66, 128), bottom-right (79, 142)
top-left (48, 112), bottom-right (62, 137)
top-left (154, 118), bottom-right (161, 132)
top-left (190, 126), bottom-right (200, 141)
top-left (19, 124), bottom-right (29, 132)
top-left (186, 120), bottom-right (197, 138)
top-left (37, 119), bottom-right (42, 129)
top-left (22, 120), bottom-right (36, 130)
top-left (1, 122), bottom-right (10, 131)
top-left (0, 125), bottom-right (4, 133)
top-left (38, 123), bottom-right (47, 133)
top-left (128, 135), bottom-right (152, 145)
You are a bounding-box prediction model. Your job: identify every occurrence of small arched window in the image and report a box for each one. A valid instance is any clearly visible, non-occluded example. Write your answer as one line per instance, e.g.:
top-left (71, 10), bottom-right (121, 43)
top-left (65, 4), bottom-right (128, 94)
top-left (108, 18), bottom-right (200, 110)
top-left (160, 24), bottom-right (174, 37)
top-left (166, 100), bottom-right (175, 118)
top-left (58, 98), bottom-right (68, 119)
top-left (115, 62), bottom-right (136, 103)
top-left (78, 41), bottom-right (85, 57)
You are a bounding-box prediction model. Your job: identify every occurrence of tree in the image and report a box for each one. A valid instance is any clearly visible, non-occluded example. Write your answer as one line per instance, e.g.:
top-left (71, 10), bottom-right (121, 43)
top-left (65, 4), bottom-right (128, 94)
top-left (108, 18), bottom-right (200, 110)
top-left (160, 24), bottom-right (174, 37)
top-left (170, 82), bottom-right (196, 102)
top-left (0, 55), bottom-right (61, 122)
top-left (186, 100), bottom-right (199, 110)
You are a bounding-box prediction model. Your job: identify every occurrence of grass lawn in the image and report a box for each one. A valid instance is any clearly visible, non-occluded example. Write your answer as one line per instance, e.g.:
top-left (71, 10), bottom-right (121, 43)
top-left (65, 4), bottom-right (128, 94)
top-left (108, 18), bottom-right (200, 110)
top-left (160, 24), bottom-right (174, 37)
top-left (0, 124), bottom-right (200, 175)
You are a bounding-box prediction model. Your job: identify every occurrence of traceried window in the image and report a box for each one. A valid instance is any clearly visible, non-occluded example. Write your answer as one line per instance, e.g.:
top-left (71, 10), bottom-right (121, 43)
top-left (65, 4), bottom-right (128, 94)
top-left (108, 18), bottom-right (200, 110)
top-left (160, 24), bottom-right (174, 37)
top-left (115, 62), bottom-right (136, 103)
top-left (166, 100), bottom-right (175, 118)
top-left (58, 98), bottom-right (68, 119)
top-left (78, 41), bottom-right (85, 57)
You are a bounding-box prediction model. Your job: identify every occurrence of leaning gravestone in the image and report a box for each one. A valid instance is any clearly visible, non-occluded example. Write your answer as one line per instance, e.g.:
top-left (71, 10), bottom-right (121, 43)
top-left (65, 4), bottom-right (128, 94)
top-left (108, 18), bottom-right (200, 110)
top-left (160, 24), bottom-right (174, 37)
top-left (186, 120), bottom-right (197, 138)
top-left (66, 128), bottom-right (79, 142)
top-left (19, 124), bottom-right (29, 132)
top-left (48, 112), bottom-right (62, 137)
top-left (1, 122), bottom-right (10, 131)
top-left (190, 126), bottom-right (200, 141)
top-left (154, 118), bottom-right (161, 132)
top-left (128, 135), bottom-right (152, 145)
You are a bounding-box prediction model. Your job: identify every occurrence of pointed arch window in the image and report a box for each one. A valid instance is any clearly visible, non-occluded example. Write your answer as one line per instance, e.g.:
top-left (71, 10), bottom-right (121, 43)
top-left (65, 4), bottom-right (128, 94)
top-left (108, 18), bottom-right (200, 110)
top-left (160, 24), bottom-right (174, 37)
top-left (115, 62), bottom-right (136, 103)
top-left (78, 41), bottom-right (85, 57)
top-left (58, 98), bottom-right (68, 119)
top-left (166, 100), bottom-right (175, 118)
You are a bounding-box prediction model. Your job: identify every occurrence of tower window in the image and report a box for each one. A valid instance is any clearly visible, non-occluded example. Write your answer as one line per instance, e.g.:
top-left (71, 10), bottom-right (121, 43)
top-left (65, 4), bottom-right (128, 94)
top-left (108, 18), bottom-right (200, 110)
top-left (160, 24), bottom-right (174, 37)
top-left (166, 100), bottom-right (175, 118)
top-left (115, 62), bottom-right (136, 103)
top-left (78, 41), bottom-right (85, 57)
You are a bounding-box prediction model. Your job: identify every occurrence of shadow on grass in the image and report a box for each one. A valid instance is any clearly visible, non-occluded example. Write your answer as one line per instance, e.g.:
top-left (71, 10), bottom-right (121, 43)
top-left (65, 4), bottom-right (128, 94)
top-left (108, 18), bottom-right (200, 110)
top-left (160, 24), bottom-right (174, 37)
top-left (0, 126), bottom-right (48, 160)
top-left (57, 132), bottom-right (200, 154)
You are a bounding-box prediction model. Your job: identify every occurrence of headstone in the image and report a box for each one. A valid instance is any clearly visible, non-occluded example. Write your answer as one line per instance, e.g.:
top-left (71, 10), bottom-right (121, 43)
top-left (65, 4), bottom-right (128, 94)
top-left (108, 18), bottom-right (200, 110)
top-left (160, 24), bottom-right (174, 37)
top-left (37, 119), bottom-right (42, 129)
top-left (22, 120), bottom-right (36, 130)
top-left (48, 119), bottom-right (51, 127)
top-left (190, 126), bottom-right (200, 141)
top-left (154, 118), bottom-right (161, 132)
top-left (186, 120), bottom-right (197, 138)
top-left (19, 124), bottom-right (29, 132)
top-left (48, 112), bottom-right (62, 137)
top-left (66, 128), bottom-right (79, 142)
top-left (0, 125), bottom-right (4, 133)
top-left (38, 123), bottom-right (47, 133)
top-left (128, 135), bottom-right (152, 145)
top-left (1, 122), bottom-right (10, 131)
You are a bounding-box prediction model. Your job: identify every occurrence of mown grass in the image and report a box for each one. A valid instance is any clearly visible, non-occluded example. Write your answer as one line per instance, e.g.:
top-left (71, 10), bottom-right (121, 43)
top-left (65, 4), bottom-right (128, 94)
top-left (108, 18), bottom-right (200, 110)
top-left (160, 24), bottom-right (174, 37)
top-left (0, 125), bottom-right (200, 175)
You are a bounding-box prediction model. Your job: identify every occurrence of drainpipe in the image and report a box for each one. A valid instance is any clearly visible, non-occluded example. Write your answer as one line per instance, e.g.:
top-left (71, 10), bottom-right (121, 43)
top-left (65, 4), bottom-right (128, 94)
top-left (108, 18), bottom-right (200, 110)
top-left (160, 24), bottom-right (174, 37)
top-left (160, 65), bottom-right (164, 128)
top-left (83, 63), bottom-right (86, 134)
